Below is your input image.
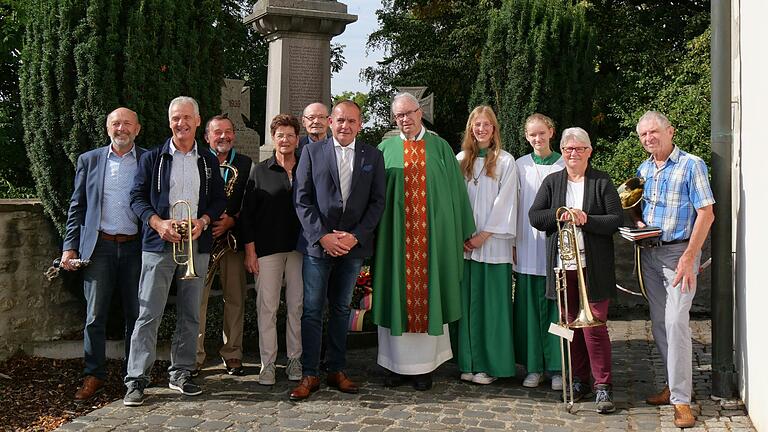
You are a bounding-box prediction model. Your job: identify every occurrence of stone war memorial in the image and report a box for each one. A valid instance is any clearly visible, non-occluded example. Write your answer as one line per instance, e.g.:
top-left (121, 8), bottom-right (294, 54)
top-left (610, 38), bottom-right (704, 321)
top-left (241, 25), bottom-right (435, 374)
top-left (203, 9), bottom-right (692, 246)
top-left (245, 0), bottom-right (356, 161)
top-left (0, 1), bottom-right (760, 431)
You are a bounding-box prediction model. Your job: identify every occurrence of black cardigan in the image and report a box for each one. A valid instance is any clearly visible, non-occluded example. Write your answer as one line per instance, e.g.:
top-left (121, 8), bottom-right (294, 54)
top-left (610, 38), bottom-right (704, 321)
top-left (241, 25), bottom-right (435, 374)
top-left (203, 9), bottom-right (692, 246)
top-left (528, 166), bottom-right (622, 302)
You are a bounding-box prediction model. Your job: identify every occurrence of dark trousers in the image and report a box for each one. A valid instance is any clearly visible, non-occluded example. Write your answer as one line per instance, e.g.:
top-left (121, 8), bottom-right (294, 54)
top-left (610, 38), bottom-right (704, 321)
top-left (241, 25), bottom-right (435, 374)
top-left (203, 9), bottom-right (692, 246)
top-left (82, 237), bottom-right (141, 379)
top-left (300, 254), bottom-right (363, 376)
top-left (564, 269), bottom-right (612, 387)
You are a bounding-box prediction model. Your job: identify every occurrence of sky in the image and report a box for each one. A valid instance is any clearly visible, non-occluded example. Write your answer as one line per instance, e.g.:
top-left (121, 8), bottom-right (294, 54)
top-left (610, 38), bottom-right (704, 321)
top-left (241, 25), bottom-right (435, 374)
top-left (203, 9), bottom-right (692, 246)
top-left (330, 2), bottom-right (386, 96)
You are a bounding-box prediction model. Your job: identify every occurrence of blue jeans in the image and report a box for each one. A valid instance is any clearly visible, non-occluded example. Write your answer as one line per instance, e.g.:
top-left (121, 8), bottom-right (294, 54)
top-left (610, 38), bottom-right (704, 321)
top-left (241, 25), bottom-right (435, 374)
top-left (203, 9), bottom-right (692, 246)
top-left (301, 254), bottom-right (363, 376)
top-left (82, 237), bottom-right (141, 379)
top-left (125, 243), bottom-right (209, 387)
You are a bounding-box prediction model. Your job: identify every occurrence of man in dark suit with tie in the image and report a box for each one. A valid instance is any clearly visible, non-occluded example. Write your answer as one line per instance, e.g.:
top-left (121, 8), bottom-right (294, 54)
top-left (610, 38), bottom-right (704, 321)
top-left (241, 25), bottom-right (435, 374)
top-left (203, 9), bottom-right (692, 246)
top-left (290, 100), bottom-right (386, 401)
top-left (61, 107), bottom-right (146, 400)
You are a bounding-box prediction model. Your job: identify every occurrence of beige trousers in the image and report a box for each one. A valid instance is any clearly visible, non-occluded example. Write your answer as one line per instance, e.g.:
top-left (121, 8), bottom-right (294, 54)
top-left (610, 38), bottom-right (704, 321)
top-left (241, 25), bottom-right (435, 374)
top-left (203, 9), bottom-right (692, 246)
top-left (257, 251), bottom-right (303, 367)
top-left (197, 249), bottom-right (246, 364)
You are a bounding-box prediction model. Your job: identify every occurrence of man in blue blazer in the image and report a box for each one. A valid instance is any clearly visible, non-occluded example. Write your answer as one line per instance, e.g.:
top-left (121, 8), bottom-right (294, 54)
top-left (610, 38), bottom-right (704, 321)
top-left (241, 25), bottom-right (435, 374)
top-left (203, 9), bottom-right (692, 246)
top-left (61, 107), bottom-right (146, 401)
top-left (124, 97), bottom-right (226, 406)
top-left (289, 100), bottom-right (386, 401)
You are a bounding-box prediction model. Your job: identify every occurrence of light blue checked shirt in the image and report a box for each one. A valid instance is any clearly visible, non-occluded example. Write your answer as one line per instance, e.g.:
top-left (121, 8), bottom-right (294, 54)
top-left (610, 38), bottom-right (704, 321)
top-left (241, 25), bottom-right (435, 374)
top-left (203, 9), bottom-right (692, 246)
top-left (637, 146), bottom-right (715, 242)
top-left (100, 145), bottom-right (139, 235)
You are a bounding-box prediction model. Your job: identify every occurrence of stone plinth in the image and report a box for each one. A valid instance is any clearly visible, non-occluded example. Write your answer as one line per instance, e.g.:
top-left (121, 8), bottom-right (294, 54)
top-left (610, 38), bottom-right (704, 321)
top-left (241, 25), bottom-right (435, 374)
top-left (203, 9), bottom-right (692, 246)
top-left (245, 0), bottom-right (356, 161)
top-left (0, 200), bottom-right (82, 360)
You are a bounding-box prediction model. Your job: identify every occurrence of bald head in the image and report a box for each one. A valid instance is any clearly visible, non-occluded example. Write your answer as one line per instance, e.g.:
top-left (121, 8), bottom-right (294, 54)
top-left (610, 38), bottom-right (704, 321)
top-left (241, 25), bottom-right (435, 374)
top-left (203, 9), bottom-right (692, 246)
top-left (106, 107), bottom-right (141, 155)
top-left (302, 102), bottom-right (330, 141)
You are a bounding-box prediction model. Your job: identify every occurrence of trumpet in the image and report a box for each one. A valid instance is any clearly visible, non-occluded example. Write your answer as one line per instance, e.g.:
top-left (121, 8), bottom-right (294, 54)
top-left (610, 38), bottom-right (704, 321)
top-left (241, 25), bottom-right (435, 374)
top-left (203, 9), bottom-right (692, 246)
top-left (550, 206), bottom-right (605, 412)
top-left (171, 200), bottom-right (199, 280)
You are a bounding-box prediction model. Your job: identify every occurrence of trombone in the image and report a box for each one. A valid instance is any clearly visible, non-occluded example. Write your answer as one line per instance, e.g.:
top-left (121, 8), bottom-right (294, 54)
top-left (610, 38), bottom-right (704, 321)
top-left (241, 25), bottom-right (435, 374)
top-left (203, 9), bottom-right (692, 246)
top-left (549, 206), bottom-right (605, 412)
top-left (171, 200), bottom-right (199, 280)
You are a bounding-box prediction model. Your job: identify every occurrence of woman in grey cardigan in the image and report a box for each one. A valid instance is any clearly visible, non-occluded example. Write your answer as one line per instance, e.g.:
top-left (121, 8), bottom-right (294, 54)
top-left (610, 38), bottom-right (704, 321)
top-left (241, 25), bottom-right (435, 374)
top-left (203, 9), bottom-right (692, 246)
top-left (528, 127), bottom-right (622, 414)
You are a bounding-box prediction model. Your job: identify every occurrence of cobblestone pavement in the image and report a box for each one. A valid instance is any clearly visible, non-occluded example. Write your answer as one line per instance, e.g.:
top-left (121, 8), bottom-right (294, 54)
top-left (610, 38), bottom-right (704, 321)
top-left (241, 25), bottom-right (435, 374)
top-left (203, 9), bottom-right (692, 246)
top-left (57, 319), bottom-right (755, 431)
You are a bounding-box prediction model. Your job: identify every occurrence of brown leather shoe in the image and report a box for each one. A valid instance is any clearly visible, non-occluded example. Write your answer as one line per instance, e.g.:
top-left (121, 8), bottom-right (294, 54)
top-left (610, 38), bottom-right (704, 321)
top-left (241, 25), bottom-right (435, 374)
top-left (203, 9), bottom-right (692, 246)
top-left (289, 375), bottom-right (320, 401)
top-left (326, 371), bottom-right (359, 394)
top-left (74, 376), bottom-right (105, 401)
top-left (674, 404), bottom-right (696, 428)
top-left (645, 385), bottom-right (670, 405)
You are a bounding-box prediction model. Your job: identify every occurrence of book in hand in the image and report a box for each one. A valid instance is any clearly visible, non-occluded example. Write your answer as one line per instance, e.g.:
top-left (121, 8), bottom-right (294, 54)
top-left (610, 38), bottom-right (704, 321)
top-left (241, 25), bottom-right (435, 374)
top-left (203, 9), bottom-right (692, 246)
top-left (619, 226), bottom-right (661, 242)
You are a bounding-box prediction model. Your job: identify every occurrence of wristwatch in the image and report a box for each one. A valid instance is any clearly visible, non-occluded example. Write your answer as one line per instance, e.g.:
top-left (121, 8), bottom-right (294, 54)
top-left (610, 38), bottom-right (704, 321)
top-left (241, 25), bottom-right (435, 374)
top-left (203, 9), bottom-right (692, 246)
top-left (202, 218), bottom-right (209, 231)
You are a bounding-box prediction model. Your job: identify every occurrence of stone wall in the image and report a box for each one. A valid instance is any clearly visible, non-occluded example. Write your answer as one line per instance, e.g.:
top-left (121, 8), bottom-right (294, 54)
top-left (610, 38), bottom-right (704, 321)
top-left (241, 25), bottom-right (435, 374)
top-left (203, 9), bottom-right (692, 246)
top-left (0, 200), bottom-right (82, 360)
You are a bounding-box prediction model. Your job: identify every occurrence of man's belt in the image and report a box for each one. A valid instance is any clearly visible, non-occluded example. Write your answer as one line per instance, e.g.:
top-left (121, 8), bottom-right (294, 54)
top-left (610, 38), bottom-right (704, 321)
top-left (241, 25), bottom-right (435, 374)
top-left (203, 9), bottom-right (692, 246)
top-left (99, 232), bottom-right (138, 243)
top-left (661, 238), bottom-right (689, 246)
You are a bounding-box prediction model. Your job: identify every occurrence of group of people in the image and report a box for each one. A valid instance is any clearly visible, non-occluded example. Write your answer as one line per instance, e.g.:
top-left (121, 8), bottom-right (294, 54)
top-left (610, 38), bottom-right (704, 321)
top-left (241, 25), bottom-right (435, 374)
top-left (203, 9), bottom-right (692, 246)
top-left (61, 92), bottom-right (713, 428)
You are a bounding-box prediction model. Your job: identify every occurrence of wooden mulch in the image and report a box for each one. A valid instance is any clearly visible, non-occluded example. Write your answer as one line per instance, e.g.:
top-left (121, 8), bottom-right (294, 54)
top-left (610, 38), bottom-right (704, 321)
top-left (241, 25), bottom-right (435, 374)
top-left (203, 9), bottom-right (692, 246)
top-left (0, 352), bottom-right (168, 432)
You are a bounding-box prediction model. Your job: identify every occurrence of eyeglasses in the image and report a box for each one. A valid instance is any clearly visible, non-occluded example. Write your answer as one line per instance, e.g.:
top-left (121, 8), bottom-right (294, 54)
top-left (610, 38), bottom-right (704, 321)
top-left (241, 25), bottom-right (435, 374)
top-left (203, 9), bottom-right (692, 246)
top-left (393, 108), bottom-right (420, 121)
top-left (303, 115), bottom-right (327, 122)
top-left (561, 146), bottom-right (589, 154)
top-left (275, 133), bottom-right (297, 140)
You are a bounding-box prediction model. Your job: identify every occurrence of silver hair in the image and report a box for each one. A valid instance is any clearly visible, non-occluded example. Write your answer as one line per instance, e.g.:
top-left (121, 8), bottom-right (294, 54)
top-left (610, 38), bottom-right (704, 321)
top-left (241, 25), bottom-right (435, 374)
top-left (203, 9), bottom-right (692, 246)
top-left (636, 110), bottom-right (671, 133)
top-left (391, 92), bottom-right (420, 113)
top-left (560, 127), bottom-right (592, 149)
top-left (168, 96), bottom-right (199, 119)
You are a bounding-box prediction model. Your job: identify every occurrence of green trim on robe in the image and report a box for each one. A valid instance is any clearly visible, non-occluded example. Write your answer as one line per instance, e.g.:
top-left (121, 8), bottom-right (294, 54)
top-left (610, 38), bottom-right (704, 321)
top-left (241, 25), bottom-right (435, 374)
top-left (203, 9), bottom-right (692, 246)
top-left (451, 260), bottom-right (516, 377)
top-left (513, 273), bottom-right (562, 373)
top-left (373, 131), bottom-right (476, 336)
top-left (531, 151), bottom-right (562, 165)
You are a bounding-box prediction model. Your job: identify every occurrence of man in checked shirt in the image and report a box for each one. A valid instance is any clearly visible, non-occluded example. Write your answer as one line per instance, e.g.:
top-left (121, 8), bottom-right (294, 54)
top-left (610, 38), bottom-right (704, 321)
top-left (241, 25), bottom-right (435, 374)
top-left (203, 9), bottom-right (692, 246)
top-left (633, 111), bottom-right (715, 429)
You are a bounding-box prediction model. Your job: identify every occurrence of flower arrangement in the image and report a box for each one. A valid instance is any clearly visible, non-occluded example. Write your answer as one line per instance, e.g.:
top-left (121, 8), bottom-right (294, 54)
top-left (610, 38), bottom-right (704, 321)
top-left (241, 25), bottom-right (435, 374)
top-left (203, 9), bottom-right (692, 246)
top-left (348, 265), bottom-right (373, 332)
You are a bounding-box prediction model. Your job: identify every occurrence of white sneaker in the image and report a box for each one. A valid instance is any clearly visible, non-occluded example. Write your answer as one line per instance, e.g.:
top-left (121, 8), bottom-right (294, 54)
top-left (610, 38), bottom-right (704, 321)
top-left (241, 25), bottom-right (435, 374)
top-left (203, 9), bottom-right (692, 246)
top-left (523, 372), bottom-right (544, 388)
top-left (258, 363), bottom-right (276, 386)
top-left (551, 374), bottom-right (563, 391)
top-left (286, 357), bottom-right (302, 381)
top-left (472, 372), bottom-right (497, 385)
top-left (460, 372), bottom-right (475, 382)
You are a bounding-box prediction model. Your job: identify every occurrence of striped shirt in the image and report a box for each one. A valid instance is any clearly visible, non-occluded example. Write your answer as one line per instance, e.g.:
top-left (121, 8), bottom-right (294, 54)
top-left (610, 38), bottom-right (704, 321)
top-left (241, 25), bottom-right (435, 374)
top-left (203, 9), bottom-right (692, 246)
top-left (637, 146), bottom-right (715, 242)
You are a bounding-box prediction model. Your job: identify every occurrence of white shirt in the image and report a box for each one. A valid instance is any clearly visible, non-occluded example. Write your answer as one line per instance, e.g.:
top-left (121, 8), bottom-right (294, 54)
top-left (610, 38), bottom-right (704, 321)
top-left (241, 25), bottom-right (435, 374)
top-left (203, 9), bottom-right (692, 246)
top-left (456, 149), bottom-right (518, 264)
top-left (168, 140), bottom-right (201, 220)
top-left (559, 180), bottom-right (586, 270)
top-left (514, 154), bottom-right (565, 275)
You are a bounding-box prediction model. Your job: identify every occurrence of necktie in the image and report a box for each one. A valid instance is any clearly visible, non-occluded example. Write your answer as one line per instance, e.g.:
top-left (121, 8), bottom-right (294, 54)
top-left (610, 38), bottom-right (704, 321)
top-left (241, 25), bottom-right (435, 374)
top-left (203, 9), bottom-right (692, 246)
top-left (339, 147), bottom-right (352, 209)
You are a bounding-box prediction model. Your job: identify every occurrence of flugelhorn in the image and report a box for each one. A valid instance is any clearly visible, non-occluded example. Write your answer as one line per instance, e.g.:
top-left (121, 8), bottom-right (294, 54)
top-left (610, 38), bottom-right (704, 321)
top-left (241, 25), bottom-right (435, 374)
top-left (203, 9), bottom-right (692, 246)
top-left (171, 200), bottom-right (199, 280)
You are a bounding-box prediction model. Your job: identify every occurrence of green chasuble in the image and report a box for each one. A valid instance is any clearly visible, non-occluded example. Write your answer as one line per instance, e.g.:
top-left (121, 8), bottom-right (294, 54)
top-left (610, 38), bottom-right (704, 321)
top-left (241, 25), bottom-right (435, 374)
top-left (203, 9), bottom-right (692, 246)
top-left (373, 131), bottom-right (475, 336)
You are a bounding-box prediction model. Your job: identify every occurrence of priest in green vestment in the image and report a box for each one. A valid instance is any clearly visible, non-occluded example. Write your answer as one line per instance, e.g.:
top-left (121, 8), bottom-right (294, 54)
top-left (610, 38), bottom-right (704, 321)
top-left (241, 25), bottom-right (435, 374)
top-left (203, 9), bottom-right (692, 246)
top-left (372, 92), bottom-right (475, 391)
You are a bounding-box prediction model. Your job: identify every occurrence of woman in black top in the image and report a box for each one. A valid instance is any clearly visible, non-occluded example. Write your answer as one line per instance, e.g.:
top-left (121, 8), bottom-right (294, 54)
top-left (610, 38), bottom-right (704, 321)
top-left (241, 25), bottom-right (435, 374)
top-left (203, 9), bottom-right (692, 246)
top-left (242, 114), bottom-right (303, 386)
top-left (528, 127), bottom-right (622, 415)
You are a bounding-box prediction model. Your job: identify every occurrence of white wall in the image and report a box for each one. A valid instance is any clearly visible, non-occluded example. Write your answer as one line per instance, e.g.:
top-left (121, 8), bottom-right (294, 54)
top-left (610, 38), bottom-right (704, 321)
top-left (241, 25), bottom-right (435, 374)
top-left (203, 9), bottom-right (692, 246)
top-left (735, 1), bottom-right (768, 429)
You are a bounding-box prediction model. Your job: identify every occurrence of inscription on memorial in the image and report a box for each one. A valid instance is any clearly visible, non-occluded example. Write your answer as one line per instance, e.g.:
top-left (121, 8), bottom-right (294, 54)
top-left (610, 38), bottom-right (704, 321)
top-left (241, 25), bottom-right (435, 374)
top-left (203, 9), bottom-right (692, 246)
top-left (288, 44), bottom-right (324, 117)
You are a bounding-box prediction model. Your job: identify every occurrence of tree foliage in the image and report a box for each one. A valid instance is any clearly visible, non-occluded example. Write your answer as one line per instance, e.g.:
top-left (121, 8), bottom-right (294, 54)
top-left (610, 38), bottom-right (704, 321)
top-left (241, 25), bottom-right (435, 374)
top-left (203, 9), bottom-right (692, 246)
top-left (593, 29), bottom-right (711, 183)
top-left (364, 0), bottom-right (502, 147)
top-left (586, 0), bottom-right (710, 144)
top-left (21, 0), bottom-right (224, 234)
top-left (0, 0), bottom-right (34, 197)
top-left (470, 0), bottom-right (595, 157)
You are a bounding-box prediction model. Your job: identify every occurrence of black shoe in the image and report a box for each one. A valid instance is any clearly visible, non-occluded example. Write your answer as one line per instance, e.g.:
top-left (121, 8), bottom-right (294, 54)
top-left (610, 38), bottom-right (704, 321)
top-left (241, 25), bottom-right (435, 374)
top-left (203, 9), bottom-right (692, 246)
top-left (169, 376), bottom-right (203, 396)
top-left (561, 379), bottom-right (592, 403)
top-left (595, 384), bottom-right (616, 414)
top-left (123, 382), bottom-right (145, 406)
top-left (384, 371), bottom-right (406, 387)
top-left (412, 373), bottom-right (432, 391)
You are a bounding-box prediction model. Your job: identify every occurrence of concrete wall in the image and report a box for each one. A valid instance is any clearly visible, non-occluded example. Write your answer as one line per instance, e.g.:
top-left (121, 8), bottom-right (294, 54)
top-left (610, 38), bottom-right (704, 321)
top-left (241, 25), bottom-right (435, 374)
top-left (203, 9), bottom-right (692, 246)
top-left (734, 2), bottom-right (768, 430)
top-left (0, 200), bottom-right (82, 360)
